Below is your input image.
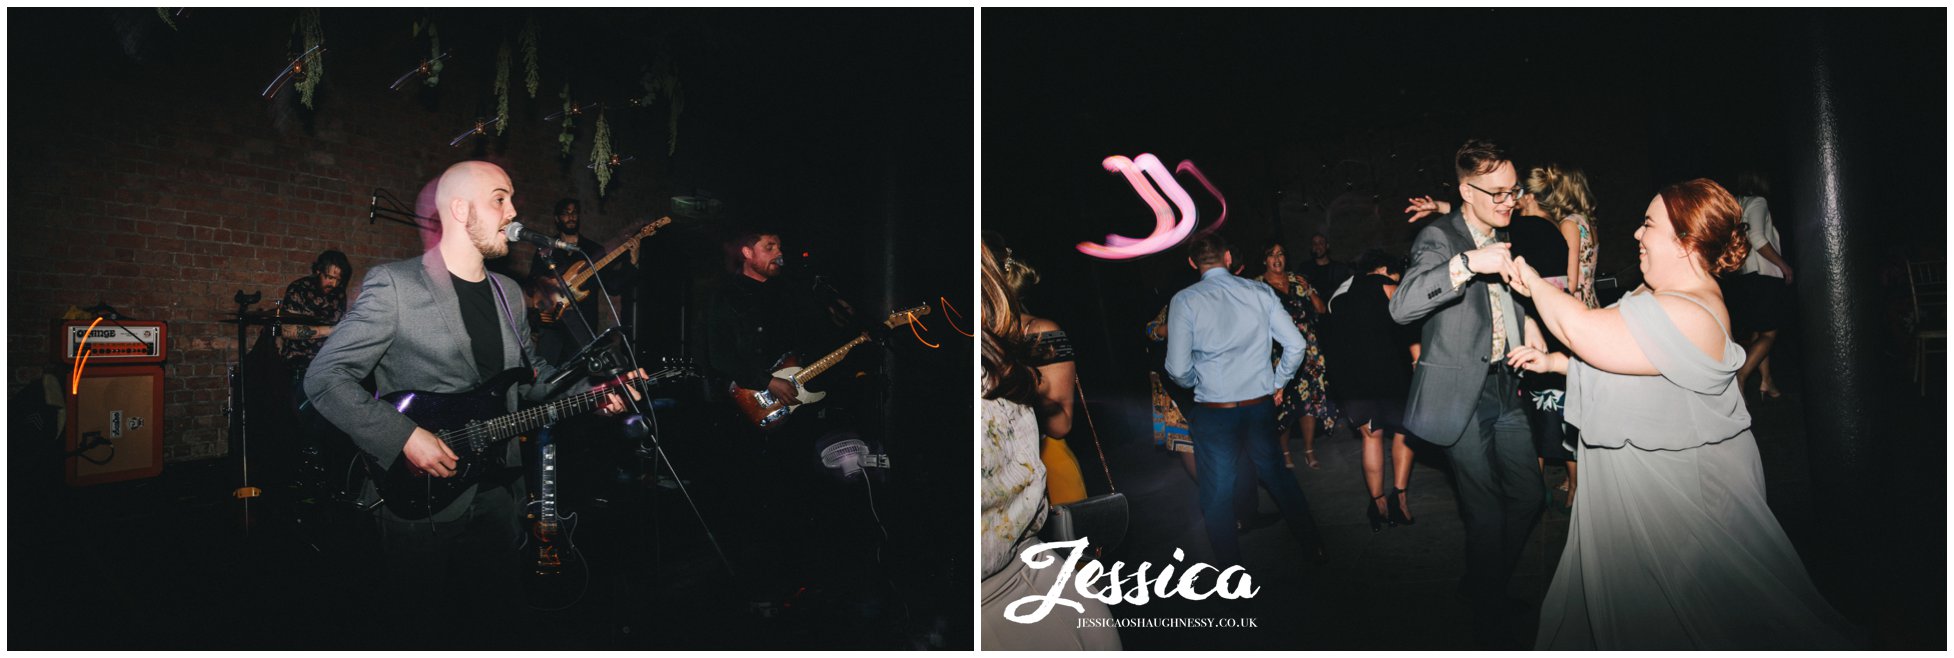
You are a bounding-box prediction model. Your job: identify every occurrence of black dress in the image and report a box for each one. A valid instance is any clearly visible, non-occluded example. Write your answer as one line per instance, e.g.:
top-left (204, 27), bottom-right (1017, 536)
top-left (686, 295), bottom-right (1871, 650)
top-left (1325, 273), bottom-right (1415, 434)
top-left (1508, 214), bottom-right (1579, 461)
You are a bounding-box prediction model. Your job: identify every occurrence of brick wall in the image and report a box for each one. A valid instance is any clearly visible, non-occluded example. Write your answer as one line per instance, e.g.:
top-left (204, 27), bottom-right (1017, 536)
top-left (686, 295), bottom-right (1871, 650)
top-left (11, 10), bottom-right (677, 463)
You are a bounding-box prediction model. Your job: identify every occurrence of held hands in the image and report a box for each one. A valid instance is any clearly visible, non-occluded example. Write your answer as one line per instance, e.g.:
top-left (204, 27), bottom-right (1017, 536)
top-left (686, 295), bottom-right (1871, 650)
top-left (1501, 255), bottom-right (1541, 298)
top-left (403, 426), bottom-right (460, 478)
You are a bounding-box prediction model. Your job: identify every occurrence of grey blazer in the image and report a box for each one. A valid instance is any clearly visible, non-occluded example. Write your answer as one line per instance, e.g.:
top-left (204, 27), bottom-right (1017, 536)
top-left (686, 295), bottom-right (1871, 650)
top-left (305, 249), bottom-right (566, 514)
top-left (1388, 211), bottom-right (1528, 447)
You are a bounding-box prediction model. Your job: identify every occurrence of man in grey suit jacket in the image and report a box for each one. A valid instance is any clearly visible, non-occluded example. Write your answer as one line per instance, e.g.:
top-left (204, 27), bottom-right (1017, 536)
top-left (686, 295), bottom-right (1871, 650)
top-left (1388, 139), bottom-right (1544, 648)
top-left (306, 160), bottom-right (628, 643)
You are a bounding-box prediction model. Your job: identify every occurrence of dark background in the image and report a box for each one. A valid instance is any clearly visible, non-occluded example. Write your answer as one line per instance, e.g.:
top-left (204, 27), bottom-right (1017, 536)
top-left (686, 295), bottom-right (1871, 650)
top-left (986, 9), bottom-right (1942, 377)
top-left (10, 8), bottom-right (972, 649)
top-left (984, 8), bottom-right (1943, 649)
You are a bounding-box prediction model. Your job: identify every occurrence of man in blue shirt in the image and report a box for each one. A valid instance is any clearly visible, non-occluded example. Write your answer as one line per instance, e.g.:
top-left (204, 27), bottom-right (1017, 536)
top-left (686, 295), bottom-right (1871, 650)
top-left (1167, 234), bottom-right (1324, 566)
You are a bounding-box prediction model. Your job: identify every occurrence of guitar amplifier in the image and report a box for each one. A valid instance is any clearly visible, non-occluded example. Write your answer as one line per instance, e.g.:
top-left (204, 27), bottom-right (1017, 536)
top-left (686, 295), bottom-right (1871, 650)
top-left (65, 365), bottom-right (165, 486)
top-left (52, 319), bottom-right (168, 365)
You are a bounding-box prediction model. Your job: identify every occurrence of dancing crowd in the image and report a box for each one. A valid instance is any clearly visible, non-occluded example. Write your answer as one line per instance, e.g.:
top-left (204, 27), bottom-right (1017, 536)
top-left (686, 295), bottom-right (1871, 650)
top-left (980, 138), bottom-right (1859, 649)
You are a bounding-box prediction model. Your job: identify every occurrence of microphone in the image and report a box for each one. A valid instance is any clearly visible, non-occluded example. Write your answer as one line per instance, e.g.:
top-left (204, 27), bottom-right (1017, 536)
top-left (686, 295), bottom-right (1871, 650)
top-left (504, 223), bottom-right (583, 253)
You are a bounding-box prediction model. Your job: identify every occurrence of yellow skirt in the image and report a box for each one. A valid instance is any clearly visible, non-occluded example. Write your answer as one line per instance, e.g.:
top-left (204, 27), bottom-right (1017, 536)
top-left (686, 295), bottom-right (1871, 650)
top-left (1040, 436), bottom-right (1087, 505)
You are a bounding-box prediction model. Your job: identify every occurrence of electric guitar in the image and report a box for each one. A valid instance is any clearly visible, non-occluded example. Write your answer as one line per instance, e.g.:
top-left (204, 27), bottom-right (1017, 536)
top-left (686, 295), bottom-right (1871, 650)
top-left (520, 426), bottom-right (587, 611)
top-left (363, 364), bottom-right (692, 519)
top-left (729, 305), bottom-right (929, 431)
top-left (539, 217), bottom-right (671, 323)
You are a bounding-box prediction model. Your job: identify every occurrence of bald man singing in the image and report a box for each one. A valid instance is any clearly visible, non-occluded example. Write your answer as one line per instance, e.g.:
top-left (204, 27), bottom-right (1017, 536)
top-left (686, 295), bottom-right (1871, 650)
top-left (306, 161), bottom-right (629, 644)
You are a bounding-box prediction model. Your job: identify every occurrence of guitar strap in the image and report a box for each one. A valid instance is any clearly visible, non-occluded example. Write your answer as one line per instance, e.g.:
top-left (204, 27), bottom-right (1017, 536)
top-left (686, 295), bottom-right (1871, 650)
top-left (487, 275), bottom-right (534, 372)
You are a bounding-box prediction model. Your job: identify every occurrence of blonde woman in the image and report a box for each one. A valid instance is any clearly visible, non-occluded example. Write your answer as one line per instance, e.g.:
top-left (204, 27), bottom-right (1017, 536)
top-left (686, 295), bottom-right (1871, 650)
top-left (1525, 164), bottom-right (1600, 309)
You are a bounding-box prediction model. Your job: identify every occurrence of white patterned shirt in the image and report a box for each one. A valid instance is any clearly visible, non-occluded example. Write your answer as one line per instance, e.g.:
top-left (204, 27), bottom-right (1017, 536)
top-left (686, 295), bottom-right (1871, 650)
top-left (981, 388), bottom-right (1045, 578)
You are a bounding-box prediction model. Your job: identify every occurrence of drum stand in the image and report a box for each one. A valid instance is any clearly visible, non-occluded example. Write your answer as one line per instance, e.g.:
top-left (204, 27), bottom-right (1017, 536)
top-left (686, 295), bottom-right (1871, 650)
top-left (226, 291), bottom-right (265, 532)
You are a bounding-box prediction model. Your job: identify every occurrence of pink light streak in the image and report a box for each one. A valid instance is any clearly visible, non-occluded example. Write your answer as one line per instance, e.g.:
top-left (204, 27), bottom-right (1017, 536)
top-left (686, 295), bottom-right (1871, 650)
top-left (1076, 153), bottom-right (1228, 260)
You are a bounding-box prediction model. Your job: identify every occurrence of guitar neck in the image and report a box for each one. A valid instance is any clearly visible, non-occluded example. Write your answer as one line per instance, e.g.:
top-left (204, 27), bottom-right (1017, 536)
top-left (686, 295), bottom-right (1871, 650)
top-left (438, 380), bottom-right (634, 450)
top-left (565, 245), bottom-right (628, 289)
top-left (795, 333), bottom-right (869, 384)
top-left (565, 217), bottom-right (669, 288)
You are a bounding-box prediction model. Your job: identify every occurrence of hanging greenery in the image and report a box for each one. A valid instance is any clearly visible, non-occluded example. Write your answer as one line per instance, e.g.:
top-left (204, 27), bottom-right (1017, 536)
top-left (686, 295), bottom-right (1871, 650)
top-left (295, 9), bottom-right (325, 109)
top-left (590, 111), bottom-right (615, 196)
top-left (157, 8), bottom-right (177, 31)
top-left (494, 40), bottom-right (511, 135)
top-left (412, 18), bottom-right (443, 87)
top-left (557, 83), bottom-right (576, 158)
top-left (639, 54), bottom-right (685, 155)
top-left (426, 24), bottom-right (443, 86)
top-left (520, 18), bottom-right (540, 99)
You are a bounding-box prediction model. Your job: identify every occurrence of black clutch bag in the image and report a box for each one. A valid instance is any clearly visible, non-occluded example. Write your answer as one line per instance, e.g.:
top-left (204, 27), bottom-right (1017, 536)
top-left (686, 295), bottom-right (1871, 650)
top-left (1037, 377), bottom-right (1128, 558)
top-left (1039, 491), bottom-right (1128, 556)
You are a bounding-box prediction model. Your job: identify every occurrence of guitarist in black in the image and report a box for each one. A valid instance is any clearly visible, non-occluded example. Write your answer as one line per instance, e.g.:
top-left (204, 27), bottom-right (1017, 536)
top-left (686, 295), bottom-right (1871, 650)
top-left (705, 228), bottom-right (803, 410)
top-left (702, 226), bottom-right (862, 606)
top-left (305, 161), bottom-right (632, 646)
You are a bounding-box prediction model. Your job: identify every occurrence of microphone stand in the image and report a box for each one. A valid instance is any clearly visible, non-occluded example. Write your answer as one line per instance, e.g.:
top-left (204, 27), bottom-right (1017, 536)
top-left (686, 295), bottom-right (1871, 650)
top-left (551, 247), bottom-right (738, 586)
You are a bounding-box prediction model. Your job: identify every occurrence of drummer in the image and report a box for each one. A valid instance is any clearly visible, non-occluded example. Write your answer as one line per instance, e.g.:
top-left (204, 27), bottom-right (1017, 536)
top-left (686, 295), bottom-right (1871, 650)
top-left (279, 249), bottom-right (352, 381)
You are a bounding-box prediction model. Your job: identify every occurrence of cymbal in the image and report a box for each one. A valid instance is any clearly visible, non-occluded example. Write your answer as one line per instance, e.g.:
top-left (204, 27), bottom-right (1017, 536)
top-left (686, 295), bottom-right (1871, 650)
top-left (219, 310), bottom-right (329, 325)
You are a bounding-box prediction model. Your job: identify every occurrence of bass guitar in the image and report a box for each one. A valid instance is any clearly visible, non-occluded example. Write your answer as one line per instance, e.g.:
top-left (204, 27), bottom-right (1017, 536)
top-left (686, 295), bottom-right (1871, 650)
top-left (364, 364), bottom-right (692, 519)
top-left (520, 425), bottom-right (587, 610)
top-left (539, 217), bottom-right (672, 324)
top-left (729, 305), bottom-right (929, 431)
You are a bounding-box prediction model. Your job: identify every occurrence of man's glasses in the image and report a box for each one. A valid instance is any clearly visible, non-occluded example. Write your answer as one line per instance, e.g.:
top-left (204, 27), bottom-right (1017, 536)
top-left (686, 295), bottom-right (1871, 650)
top-left (1465, 182), bottom-right (1526, 204)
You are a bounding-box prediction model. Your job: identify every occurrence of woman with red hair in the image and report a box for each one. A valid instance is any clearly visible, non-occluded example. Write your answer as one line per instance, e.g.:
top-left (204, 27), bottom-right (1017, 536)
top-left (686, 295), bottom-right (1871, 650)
top-left (1503, 180), bottom-right (1856, 649)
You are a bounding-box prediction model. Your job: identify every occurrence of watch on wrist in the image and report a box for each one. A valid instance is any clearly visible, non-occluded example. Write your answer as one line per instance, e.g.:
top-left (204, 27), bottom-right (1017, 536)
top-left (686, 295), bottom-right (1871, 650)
top-left (1459, 251), bottom-right (1472, 273)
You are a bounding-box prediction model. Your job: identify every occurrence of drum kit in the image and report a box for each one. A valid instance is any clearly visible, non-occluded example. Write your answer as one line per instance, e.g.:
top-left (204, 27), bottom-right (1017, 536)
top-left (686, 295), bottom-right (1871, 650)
top-left (220, 292), bottom-right (358, 538)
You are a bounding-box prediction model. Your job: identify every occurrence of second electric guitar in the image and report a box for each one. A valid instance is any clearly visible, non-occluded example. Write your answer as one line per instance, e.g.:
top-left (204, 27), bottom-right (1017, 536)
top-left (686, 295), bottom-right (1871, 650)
top-left (729, 304), bottom-right (929, 431)
top-left (539, 216), bottom-right (671, 323)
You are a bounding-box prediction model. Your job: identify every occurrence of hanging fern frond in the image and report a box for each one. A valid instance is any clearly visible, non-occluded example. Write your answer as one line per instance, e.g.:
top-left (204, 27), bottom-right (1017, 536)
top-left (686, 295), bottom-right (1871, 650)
top-left (520, 18), bottom-right (540, 99)
top-left (296, 9), bottom-right (325, 109)
top-left (494, 40), bottom-right (511, 135)
top-left (639, 55), bottom-right (684, 155)
top-left (558, 83), bottom-right (576, 158)
top-left (425, 22), bottom-right (443, 87)
top-left (590, 112), bottom-right (615, 196)
top-left (665, 75), bottom-right (684, 156)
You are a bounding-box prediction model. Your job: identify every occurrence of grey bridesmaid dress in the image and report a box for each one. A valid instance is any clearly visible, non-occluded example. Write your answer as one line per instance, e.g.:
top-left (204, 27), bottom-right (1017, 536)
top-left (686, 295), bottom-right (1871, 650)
top-left (1535, 292), bottom-right (1858, 649)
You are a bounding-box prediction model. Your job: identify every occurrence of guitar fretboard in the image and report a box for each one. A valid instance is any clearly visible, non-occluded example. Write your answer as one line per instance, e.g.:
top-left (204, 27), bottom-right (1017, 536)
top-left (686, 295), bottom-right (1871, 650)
top-left (439, 384), bottom-right (619, 450)
top-left (795, 333), bottom-right (870, 384)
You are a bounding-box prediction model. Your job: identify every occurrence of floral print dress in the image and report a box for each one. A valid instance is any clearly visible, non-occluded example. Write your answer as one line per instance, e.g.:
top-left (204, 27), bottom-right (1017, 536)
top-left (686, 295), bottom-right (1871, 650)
top-left (1570, 213), bottom-right (1599, 310)
top-left (1265, 272), bottom-right (1337, 431)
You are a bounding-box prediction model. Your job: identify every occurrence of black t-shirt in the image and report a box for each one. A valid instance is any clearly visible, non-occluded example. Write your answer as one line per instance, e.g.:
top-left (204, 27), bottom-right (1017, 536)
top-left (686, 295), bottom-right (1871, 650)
top-left (452, 273), bottom-right (504, 383)
top-left (1296, 259), bottom-right (1352, 306)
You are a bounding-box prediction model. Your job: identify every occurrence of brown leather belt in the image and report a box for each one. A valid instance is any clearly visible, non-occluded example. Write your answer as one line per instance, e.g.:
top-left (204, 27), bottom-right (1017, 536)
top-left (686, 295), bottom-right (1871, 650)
top-left (1199, 394), bottom-right (1271, 409)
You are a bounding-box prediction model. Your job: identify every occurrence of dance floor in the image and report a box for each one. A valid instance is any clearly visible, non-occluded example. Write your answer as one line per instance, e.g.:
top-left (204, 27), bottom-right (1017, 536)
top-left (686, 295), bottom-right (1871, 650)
top-left (1079, 338), bottom-right (1944, 649)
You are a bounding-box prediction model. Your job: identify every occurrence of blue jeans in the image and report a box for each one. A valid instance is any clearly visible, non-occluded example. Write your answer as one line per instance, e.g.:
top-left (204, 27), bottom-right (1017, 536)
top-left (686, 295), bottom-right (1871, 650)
top-left (1188, 400), bottom-right (1321, 566)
